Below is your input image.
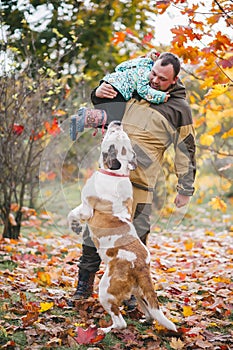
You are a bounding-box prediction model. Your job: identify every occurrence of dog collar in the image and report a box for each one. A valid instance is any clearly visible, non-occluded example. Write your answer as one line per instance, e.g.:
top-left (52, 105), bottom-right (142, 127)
top-left (98, 169), bottom-right (129, 178)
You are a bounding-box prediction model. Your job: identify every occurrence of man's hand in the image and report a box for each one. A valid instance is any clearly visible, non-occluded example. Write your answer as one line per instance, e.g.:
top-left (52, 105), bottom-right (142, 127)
top-left (96, 82), bottom-right (118, 99)
top-left (174, 194), bottom-right (190, 208)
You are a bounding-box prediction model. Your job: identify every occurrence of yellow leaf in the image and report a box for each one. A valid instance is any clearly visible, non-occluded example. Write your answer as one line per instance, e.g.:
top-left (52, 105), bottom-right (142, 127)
top-left (208, 322), bottom-right (218, 327)
top-left (208, 197), bottom-right (227, 213)
top-left (74, 323), bottom-right (86, 327)
top-left (206, 109), bottom-right (220, 128)
top-left (199, 134), bottom-right (214, 146)
top-left (194, 116), bottom-right (205, 128)
top-left (212, 276), bottom-right (231, 284)
top-left (37, 271), bottom-right (51, 286)
top-left (200, 76), bottom-right (215, 90)
top-left (222, 66), bottom-right (233, 80)
top-left (183, 305), bottom-right (193, 317)
top-left (180, 285), bottom-right (188, 290)
top-left (39, 302), bottom-right (54, 313)
top-left (204, 83), bottom-right (229, 99)
top-left (205, 230), bottom-right (215, 236)
top-left (209, 125), bottom-right (221, 135)
top-left (169, 337), bottom-right (185, 349)
top-left (52, 28), bottom-right (63, 38)
top-left (75, 19), bottom-right (84, 26)
top-left (184, 240), bottom-right (194, 250)
top-left (167, 267), bottom-right (177, 273)
top-left (39, 172), bottom-right (48, 182)
top-left (222, 127), bottom-right (233, 139)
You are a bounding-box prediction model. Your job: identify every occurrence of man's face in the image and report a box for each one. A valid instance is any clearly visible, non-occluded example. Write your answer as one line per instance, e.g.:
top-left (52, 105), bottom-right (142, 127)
top-left (149, 60), bottom-right (178, 92)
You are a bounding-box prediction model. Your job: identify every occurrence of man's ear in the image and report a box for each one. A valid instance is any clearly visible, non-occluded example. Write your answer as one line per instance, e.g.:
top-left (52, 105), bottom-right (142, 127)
top-left (173, 76), bottom-right (179, 84)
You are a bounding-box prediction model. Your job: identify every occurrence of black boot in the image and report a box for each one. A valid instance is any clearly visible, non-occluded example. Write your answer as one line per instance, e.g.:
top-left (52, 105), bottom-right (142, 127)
top-left (123, 295), bottom-right (137, 311)
top-left (73, 269), bottom-right (95, 300)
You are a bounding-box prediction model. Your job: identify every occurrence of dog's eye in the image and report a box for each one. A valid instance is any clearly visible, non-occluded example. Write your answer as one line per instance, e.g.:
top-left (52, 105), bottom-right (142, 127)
top-left (102, 152), bottom-right (108, 161)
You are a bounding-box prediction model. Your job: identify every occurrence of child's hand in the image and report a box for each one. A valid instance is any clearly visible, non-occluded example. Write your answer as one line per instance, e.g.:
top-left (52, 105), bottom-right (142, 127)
top-left (96, 82), bottom-right (117, 99)
top-left (164, 93), bottom-right (170, 102)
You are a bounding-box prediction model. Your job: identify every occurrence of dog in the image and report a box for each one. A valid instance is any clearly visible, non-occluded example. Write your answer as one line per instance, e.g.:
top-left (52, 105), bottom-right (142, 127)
top-left (68, 121), bottom-right (177, 333)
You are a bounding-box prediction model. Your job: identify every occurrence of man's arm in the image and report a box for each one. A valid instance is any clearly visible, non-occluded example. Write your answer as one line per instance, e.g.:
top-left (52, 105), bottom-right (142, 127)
top-left (173, 124), bottom-right (196, 207)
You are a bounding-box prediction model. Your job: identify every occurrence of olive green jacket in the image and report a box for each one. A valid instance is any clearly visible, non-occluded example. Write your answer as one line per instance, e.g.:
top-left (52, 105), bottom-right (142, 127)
top-left (91, 80), bottom-right (196, 197)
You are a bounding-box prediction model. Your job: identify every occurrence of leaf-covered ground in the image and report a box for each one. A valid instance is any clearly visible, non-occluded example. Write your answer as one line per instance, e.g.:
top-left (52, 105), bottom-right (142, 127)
top-left (0, 195), bottom-right (233, 349)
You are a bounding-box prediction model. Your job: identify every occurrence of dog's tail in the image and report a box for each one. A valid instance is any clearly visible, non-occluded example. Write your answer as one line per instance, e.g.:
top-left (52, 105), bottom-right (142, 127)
top-left (136, 273), bottom-right (177, 332)
top-left (150, 308), bottom-right (177, 332)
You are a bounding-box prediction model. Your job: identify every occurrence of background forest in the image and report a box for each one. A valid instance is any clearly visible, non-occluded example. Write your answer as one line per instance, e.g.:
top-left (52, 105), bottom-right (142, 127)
top-left (0, 1), bottom-right (232, 349)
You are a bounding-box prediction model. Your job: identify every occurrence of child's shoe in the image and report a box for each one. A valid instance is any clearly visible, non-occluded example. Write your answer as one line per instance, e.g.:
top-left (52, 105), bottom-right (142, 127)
top-left (70, 107), bottom-right (107, 141)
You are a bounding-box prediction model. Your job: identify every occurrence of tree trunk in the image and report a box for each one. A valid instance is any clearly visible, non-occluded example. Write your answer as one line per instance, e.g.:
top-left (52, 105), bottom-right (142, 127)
top-left (2, 220), bottom-right (20, 239)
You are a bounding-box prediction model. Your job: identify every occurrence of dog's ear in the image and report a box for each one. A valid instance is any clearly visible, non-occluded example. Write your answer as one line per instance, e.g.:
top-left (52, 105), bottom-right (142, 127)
top-left (128, 150), bottom-right (137, 170)
top-left (121, 146), bottom-right (137, 170)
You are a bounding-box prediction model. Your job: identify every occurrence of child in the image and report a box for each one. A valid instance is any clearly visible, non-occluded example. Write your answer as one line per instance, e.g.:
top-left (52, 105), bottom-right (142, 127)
top-left (70, 52), bottom-right (169, 140)
top-left (102, 54), bottom-right (169, 104)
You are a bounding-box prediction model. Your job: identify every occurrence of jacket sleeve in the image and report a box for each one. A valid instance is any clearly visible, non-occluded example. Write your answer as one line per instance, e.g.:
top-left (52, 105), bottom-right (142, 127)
top-left (115, 58), bottom-right (140, 72)
top-left (173, 124), bottom-right (196, 196)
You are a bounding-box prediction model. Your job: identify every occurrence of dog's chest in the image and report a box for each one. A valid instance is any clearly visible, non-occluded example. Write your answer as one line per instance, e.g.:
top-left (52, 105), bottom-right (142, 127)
top-left (84, 172), bottom-right (133, 217)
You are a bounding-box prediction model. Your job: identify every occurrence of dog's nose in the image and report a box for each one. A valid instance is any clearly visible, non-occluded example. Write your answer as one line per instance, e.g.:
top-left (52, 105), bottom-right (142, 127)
top-left (107, 120), bottom-right (122, 132)
top-left (110, 121), bottom-right (121, 127)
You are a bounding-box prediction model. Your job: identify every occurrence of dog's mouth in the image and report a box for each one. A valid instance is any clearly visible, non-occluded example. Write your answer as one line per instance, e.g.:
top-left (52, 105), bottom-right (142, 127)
top-left (102, 144), bottom-right (122, 170)
top-left (108, 158), bottom-right (121, 170)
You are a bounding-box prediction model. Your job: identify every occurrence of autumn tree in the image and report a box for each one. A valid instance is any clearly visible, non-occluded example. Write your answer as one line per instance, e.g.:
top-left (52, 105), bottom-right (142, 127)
top-left (111, 0), bottom-right (233, 200)
top-left (0, 0), bottom-right (153, 83)
top-left (165, 0), bottom-right (233, 197)
top-left (0, 0), bottom-right (156, 238)
top-left (0, 62), bottom-right (63, 238)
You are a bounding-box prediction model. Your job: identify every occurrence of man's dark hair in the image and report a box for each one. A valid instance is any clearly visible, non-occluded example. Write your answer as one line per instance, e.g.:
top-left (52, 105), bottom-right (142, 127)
top-left (157, 52), bottom-right (181, 78)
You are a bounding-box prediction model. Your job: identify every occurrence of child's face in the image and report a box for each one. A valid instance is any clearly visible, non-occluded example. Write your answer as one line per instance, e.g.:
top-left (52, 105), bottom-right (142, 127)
top-left (149, 60), bottom-right (178, 92)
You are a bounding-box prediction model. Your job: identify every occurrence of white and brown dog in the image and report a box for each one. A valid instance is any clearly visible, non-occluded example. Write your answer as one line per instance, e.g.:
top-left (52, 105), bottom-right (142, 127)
top-left (68, 121), bottom-right (176, 333)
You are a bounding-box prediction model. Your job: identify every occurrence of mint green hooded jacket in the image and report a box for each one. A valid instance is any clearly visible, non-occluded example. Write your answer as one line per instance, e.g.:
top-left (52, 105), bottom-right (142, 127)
top-left (103, 57), bottom-right (167, 104)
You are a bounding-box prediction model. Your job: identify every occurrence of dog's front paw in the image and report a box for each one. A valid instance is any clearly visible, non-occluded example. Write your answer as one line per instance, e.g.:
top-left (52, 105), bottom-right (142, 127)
top-left (71, 219), bottom-right (83, 234)
top-left (68, 212), bottom-right (82, 235)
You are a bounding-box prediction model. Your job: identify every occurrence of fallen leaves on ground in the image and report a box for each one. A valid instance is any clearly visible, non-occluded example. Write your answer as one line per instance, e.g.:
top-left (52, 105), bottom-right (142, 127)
top-left (0, 200), bottom-right (233, 349)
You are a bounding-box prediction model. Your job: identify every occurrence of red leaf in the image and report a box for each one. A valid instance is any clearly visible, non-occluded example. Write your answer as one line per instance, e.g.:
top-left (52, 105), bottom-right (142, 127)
top-left (111, 31), bottom-right (126, 45)
top-left (220, 56), bottom-right (233, 68)
top-left (74, 325), bottom-right (104, 345)
top-left (142, 32), bottom-right (154, 43)
top-left (44, 118), bottom-right (60, 136)
top-left (12, 124), bottom-right (24, 136)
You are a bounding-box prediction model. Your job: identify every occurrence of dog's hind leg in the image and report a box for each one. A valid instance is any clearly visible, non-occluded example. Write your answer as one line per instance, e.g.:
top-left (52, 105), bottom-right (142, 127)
top-left (98, 268), bottom-right (127, 333)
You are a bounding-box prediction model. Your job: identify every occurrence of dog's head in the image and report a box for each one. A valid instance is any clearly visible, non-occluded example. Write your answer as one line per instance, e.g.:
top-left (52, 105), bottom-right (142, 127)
top-left (99, 121), bottom-right (137, 174)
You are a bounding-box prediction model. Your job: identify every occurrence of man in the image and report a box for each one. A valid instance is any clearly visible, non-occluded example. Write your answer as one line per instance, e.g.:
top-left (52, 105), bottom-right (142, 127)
top-left (71, 52), bottom-right (196, 305)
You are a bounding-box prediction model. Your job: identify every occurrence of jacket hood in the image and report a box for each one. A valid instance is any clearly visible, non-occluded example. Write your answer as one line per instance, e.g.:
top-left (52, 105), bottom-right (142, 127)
top-left (169, 79), bottom-right (187, 99)
top-left (149, 78), bottom-right (193, 128)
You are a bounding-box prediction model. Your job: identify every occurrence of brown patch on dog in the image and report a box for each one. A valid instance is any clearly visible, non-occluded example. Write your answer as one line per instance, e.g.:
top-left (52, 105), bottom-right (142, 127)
top-left (87, 196), bottom-right (113, 214)
top-left (107, 257), bottom-right (135, 313)
top-left (106, 247), bottom-right (118, 258)
top-left (88, 210), bottom-right (131, 245)
top-left (123, 197), bottom-right (133, 219)
top-left (106, 242), bottom-right (159, 311)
